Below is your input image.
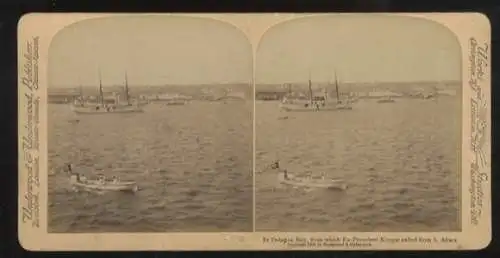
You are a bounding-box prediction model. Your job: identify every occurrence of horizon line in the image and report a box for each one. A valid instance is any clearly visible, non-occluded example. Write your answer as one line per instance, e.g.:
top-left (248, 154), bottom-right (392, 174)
top-left (49, 79), bottom-right (461, 89)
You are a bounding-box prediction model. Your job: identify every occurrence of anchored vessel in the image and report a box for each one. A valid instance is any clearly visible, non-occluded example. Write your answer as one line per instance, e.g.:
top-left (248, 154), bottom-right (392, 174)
top-left (377, 96), bottom-right (396, 103)
top-left (279, 70), bottom-right (353, 112)
top-left (162, 100), bottom-right (187, 106)
top-left (71, 71), bottom-right (144, 114)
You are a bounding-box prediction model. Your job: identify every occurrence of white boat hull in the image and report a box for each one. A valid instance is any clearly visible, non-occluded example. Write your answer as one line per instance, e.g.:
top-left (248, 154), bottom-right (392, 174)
top-left (70, 176), bottom-right (138, 192)
top-left (278, 172), bottom-right (347, 190)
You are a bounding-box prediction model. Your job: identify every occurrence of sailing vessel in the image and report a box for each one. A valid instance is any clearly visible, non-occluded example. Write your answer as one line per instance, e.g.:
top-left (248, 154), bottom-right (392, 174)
top-left (377, 96), bottom-right (396, 103)
top-left (279, 70), bottom-right (353, 112)
top-left (71, 71), bottom-right (144, 114)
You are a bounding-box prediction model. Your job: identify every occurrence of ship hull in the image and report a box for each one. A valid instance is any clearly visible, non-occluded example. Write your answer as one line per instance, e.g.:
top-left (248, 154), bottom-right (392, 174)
top-left (377, 99), bottom-right (395, 103)
top-left (71, 105), bottom-right (144, 114)
top-left (279, 103), bottom-right (352, 112)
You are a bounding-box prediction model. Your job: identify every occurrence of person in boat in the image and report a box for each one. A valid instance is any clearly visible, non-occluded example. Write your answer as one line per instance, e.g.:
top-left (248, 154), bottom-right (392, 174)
top-left (271, 160), bottom-right (280, 170)
top-left (98, 176), bottom-right (106, 184)
top-left (111, 176), bottom-right (119, 184)
top-left (283, 169), bottom-right (289, 180)
top-left (270, 160), bottom-right (289, 179)
top-left (315, 102), bottom-right (320, 111)
top-left (67, 164), bottom-right (81, 182)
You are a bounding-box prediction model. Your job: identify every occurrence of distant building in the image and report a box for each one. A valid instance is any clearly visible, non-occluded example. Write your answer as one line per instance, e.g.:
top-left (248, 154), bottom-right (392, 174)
top-left (48, 92), bottom-right (79, 104)
top-left (216, 91), bottom-right (246, 101)
top-left (360, 90), bottom-right (403, 99)
top-left (437, 89), bottom-right (457, 96)
top-left (147, 93), bottom-right (193, 101)
top-left (407, 88), bottom-right (436, 99)
top-left (255, 90), bottom-right (288, 101)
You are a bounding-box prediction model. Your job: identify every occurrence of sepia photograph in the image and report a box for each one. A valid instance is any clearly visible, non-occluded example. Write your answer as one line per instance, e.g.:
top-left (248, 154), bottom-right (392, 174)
top-left (46, 15), bottom-right (253, 233)
top-left (18, 13), bottom-right (490, 250)
top-left (255, 15), bottom-right (462, 232)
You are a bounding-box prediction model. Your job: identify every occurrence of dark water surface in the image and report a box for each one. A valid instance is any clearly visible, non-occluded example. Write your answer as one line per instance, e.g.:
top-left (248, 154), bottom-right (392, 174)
top-left (48, 96), bottom-right (461, 233)
top-left (255, 97), bottom-right (461, 232)
top-left (48, 101), bottom-right (253, 232)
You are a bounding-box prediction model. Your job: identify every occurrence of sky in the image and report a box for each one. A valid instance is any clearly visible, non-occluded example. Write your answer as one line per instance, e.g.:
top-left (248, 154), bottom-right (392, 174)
top-left (48, 16), bottom-right (253, 88)
top-left (49, 15), bottom-right (462, 88)
top-left (256, 15), bottom-right (462, 84)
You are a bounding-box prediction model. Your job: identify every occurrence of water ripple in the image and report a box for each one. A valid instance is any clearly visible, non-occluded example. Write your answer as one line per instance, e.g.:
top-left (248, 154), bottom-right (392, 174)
top-left (256, 98), bottom-right (461, 232)
top-left (48, 102), bottom-right (253, 233)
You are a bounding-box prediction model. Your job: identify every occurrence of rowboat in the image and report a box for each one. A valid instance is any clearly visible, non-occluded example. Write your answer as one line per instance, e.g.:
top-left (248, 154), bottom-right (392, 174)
top-left (69, 174), bottom-right (139, 192)
top-left (277, 171), bottom-right (348, 190)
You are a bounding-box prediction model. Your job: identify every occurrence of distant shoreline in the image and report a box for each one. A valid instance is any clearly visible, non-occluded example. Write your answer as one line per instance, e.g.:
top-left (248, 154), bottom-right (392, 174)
top-left (48, 80), bottom-right (459, 91)
top-left (256, 80), bottom-right (461, 90)
top-left (47, 81), bottom-right (459, 104)
top-left (47, 83), bottom-right (253, 100)
top-left (48, 83), bottom-right (251, 91)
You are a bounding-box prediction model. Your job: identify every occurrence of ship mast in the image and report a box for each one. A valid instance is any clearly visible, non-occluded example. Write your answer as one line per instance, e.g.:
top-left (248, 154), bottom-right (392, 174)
top-left (78, 76), bottom-right (83, 99)
top-left (334, 70), bottom-right (340, 104)
top-left (98, 69), bottom-right (104, 105)
top-left (124, 71), bottom-right (130, 105)
top-left (308, 70), bottom-right (313, 106)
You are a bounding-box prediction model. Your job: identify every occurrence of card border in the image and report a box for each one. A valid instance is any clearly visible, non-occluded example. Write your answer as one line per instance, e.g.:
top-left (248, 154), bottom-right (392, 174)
top-left (17, 12), bottom-right (491, 251)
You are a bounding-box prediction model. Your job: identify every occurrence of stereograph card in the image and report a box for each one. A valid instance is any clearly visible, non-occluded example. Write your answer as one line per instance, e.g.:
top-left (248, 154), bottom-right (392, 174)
top-left (18, 13), bottom-right (491, 250)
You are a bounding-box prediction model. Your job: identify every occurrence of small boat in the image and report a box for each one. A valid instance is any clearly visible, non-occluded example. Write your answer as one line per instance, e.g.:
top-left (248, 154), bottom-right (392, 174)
top-left (268, 160), bottom-right (347, 190)
top-left (162, 100), bottom-right (186, 106)
top-left (377, 97), bottom-right (395, 103)
top-left (69, 174), bottom-right (139, 192)
top-left (278, 171), bottom-right (347, 190)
